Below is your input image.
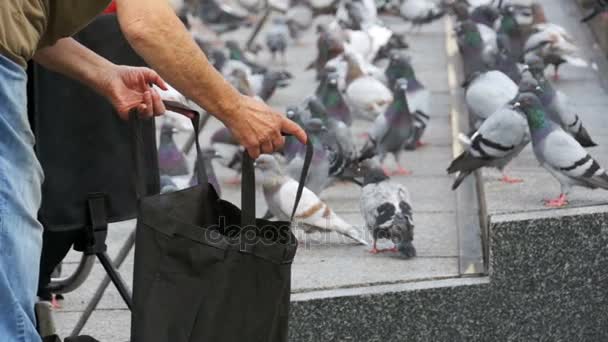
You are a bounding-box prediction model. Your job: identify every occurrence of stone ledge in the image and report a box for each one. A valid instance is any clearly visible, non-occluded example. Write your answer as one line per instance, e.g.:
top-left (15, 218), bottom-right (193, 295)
top-left (289, 206), bottom-right (608, 342)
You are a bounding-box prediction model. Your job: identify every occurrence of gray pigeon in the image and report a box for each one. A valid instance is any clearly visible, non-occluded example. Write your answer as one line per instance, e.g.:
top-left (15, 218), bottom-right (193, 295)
top-left (525, 55), bottom-right (597, 147)
top-left (514, 92), bottom-right (608, 207)
top-left (266, 17), bottom-right (289, 64)
top-left (160, 175), bottom-right (179, 194)
top-left (359, 160), bottom-right (416, 257)
top-left (255, 155), bottom-right (368, 245)
top-left (464, 70), bottom-right (518, 129)
top-left (359, 78), bottom-right (415, 175)
top-left (286, 118), bottom-right (331, 195)
top-left (448, 104), bottom-right (530, 190)
top-left (158, 120), bottom-right (189, 176)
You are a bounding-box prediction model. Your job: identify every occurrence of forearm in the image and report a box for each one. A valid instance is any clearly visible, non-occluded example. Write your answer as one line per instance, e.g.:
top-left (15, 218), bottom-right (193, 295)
top-left (33, 38), bottom-right (115, 96)
top-left (116, 0), bottom-right (242, 124)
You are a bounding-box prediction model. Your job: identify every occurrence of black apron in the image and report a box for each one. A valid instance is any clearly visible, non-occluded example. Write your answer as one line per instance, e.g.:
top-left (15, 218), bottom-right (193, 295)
top-left (29, 14), bottom-right (160, 232)
top-left (130, 116), bottom-right (312, 342)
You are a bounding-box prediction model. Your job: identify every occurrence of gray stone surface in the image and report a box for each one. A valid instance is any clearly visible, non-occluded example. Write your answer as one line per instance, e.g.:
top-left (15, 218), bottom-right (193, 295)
top-left (289, 206), bottom-right (608, 341)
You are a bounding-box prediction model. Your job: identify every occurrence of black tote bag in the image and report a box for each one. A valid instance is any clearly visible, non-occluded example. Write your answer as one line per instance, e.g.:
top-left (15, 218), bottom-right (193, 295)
top-left (131, 115), bottom-right (312, 342)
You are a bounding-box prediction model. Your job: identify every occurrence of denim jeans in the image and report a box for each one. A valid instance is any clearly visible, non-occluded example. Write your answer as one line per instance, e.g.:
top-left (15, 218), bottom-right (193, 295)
top-left (0, 54), bottom-right (44, 341)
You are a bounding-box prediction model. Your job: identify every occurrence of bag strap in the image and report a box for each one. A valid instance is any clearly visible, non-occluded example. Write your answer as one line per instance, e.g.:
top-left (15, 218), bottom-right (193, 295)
top-left (240, 137), bottom-right (313, 227)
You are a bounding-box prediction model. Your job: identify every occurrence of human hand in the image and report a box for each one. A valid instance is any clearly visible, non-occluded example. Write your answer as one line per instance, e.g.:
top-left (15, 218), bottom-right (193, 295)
top-left (97, 65), bottom-right (168, 120)
top-left (222, 95), bottom-right (307, 159)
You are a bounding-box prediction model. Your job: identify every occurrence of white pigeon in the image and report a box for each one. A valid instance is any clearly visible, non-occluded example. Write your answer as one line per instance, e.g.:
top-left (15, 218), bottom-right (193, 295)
top-left (343, 25), bottom-right (393, 62)
top-left (464, 70), bottom-right (518, 128)
top-left (399, 0), bottom-right (446, 28)
top-left (524, 23), bottom-right (589, 79)
top-left (255, 155), bottom-right (368, 245)
top-left (344, 53), bottom-right (393, 121)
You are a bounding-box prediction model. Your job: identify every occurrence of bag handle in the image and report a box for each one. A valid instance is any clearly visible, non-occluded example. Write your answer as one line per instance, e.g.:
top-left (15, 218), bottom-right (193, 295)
top-left (240, 136), bottom-right (313, 227)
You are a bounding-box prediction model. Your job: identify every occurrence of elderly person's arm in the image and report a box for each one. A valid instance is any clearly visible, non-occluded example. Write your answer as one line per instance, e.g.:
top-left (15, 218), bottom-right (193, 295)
top-left (34, 37), bottom-right (168, 118)
top-left (118, 0), bottom-right (306, 158)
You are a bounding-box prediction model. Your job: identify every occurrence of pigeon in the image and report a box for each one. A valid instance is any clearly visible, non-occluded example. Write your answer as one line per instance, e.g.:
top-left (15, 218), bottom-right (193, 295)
top-left (225, 40), bottom-right (267, 74)
top-left (307, 98), bottom-right (357, 177)
top-left (286, 4), bottom-right (314, 42)
top-left (343, 25), bottom-right (393, 63)
top-left (383, 52), bottom-right (430, 148)
top-left (344, 52), bottom-right (393, 121)
top-left (359, 78), bottom-right (415, 175)
top-left (495, 5), bottom-right (527, 62)
top-left (452, 4), bottom-right (498, 65)
top-left (400, 0), bottom-right (446, 30)
top-left (307, 23), bottom-right (345, 79)
top-left (581, 0), bottom-right (608, 22)
top-left (255, 154), bottom-right (368, 245)
top-left (286, 118), bottom-right (331, 195)
top-left (210, 127), bottom-right (243, 184)
top-left (337, 0), bottom-right (378, 30)
top-left (283, 106), bottom-right (310, 162)
top-left (447, 103), bottom-right (530, 189)
top-left (455, 20), bottom-right (489, 79)
top-left (359, 160), bottom-right (416, 257)
top-left (373, 33), bottom-right (410, 63)
top-left (524, 23), bottom-right (589, 81)
top-left (252, 70), bottom-right (293, 101)
top-left (464, 70), bottom-right (519, 129)
top-left (158, 120), bottom-right (189, 176)
top-left (160, 175), bottom-right (179, 194)
top-left (470, 4), bottom-right (501, 27)
top-left (513, 92), bottom-right (608, 207)
top-left (525, 56), bottom-right (597, 147)
top-left (494, 33), bottom-right (523, 84)
top-left (265, 17), bottom-right (290, 63)
top-left (189, 147), bottom-right (222, 196)
top-left (316, 71), bottom-right (353, 126)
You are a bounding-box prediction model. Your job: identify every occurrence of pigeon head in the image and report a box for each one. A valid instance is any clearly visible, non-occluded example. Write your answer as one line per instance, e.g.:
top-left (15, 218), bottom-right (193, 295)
top-left (307, 98), bottom-right (329, 122)
top-left (524, 54), bottom-right (545, 77)
top-left (450, 2), bottom-right (470, 21)
top-left (209, 49), bottom-right (227, 71)
top-left (254, 155), bottom-right (284, 176)
top-left (396, 241), bottom-right (417, 258)
top-left (303, 118), bottom-right (327, 134)
top-left (225, 40), bottom-right (243, 60)
top-left (514, 92), bottom-right (547, 130)
top-left (518, 73), bottom-right (541, 95)
top-left (355, 159), bottom-right (389, 185)
top-left (385, 52), bottom-right (416, 88)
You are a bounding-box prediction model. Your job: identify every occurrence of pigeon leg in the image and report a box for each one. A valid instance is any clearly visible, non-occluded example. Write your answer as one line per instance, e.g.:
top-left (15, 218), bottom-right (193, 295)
top-left (544, 193), bottom-right (568, 208)
top-left (370, 240), bottom-right (380, 254)
top-left (225, 175), bottom-right (242, 185)
top-left (500, 173), bottom-right (524, 184)
top-left (357, 132), bottom-right (370, 139)
top-left (51, 294), bottom-right (61, 309)
top-left (553, 64), bottom-right (560, 81)
top-left (416, 140), bottom-right (429, 148)
top-left (393, 153), bottom-right (412, 176)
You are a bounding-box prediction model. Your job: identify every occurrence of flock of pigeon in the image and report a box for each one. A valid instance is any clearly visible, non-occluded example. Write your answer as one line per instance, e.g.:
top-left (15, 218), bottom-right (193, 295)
top-left (447, 0), bottom-right (608, 208)
top-left (156, 0), bottom-right (608, 259)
